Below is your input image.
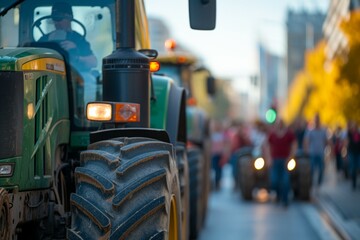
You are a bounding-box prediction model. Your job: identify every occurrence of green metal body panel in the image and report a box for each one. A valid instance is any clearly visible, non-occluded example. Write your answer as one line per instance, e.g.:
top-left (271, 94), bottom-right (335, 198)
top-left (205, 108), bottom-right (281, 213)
top-left (0, 48), bottom-right (70, 191)
top-left (70, 131), bottom-right (90, 148)
top-left (150, 75), bottom-right (172, 130)
top-left (0, 48), bottom-right (62, 70)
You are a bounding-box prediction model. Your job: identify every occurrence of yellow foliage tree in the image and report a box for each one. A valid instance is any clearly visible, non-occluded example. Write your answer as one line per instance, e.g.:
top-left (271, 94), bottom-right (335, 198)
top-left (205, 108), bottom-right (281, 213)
top-left (338, 10), bottom-right (360, 123)
top-left (281, 71), bottom-right (311, 123)
top-left (303, 43), bottom-right (348, 128)
top-left (284, 10), bottom-right (360, 127)
top-left (283, 41), bottom-right (347, 128)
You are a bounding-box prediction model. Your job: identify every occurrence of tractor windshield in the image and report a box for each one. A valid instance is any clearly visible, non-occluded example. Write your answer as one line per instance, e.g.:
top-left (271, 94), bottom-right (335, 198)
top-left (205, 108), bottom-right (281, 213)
top-left (159, 64), bottom-right (193, 95)
top-left (0, 1), bottom-right (114, 129)
top-left (159, 65), bottom-right (183, 86)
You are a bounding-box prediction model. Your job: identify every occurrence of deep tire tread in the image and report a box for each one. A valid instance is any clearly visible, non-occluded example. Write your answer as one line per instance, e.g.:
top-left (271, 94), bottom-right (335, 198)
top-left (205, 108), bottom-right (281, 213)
top-left (67, 229), bottom-right (84, 240)
top-left (187, 147), bottom-right (202, 239)
top-left (110, 196), bottom-right (166, 240)
top-left (120, 141), bottom-right (174, 159)
top-left (70, 193), bottom-right (111, 232)
top-left (75, 167), bottom-right (114, 194)
top-left (80, 150), bottom-right (120, 169)
top-left (113, 169), bottom-right (167, 207)
top-left (88, 140), bottom-right (124, 152)
top-left (70, 137), bottom-right (181, 240)
top-left (149, 230), bottom-right (166, 240)
top-left (116, 150), bottom-right (169, 176)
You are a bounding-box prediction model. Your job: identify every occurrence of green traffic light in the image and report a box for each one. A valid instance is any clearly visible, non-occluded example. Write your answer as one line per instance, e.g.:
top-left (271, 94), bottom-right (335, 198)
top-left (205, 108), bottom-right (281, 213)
top-left (266, 109), bottom-right (277, 123)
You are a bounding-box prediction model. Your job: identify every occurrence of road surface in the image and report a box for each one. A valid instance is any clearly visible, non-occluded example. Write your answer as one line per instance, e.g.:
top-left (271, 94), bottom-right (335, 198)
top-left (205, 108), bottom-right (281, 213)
top-left (198, 165), bottom-right (340, 240)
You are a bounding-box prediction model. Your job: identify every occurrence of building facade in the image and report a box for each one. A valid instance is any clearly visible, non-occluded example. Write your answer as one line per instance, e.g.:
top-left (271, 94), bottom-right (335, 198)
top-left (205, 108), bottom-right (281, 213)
top-left (323, 0), bottom-right (360, 60)
top-left (286, 10), bottom-right (326, 85)
top-left (258, 44), bottom-right (286, 120)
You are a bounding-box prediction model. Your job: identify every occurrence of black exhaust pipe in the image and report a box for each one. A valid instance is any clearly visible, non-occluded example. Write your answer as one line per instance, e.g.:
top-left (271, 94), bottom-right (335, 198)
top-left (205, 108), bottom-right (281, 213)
top-left (102, 0), bottom-right (150, 128)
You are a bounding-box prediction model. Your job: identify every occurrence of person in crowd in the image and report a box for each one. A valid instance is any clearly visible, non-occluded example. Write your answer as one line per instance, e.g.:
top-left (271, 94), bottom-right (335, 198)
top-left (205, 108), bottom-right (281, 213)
top-left (331, 126), bottom-right (344, 174)
top-left (250, 120), bottom-right (268, 157)
top-left (293, 117), bottom-right (307, 151)
top-left (210, 120), bottom-right (226, 190)
top-left (228, 121), bottom-right (252, 187)
top-left (262, 118), bottom-right (297, 207)
top-left (303, 114), bottom-right (329, 187)
top-left (344, 121), bottom-right (360, 190)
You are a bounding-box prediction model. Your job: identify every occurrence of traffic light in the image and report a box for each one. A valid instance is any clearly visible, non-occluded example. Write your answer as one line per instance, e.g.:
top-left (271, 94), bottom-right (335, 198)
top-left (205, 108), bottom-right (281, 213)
top-left (265, 108), bottom-right (277, 124)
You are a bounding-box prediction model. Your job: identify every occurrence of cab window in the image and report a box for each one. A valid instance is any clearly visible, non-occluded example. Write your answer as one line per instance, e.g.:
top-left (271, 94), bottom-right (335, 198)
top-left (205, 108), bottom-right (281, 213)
top-left (31, 5), bottom-right (113, 128)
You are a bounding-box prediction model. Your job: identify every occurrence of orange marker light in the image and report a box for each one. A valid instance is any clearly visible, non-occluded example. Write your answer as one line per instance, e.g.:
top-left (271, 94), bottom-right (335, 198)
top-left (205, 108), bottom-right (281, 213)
top-left (165, 39), bottom-right (176, 50)
top-left (187, 97), bottom-right (197, 106)
top-left (177, 56), bottom-right (187, 63)
top-left (115, 103), bottom-right (140, 122)
top-left (86, 102), bottom-right (140, 123)
top-left (150, 61), bottom-right (160, 72)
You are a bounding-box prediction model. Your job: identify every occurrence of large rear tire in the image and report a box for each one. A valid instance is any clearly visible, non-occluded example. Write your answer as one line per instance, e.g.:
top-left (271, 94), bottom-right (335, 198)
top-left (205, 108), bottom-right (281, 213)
top-left (233, 147), bottom-right (253, 191)
top-left (176, 143), bottom-right (190, 240)
top-left (297, 158), bottom-right (312, 201)
top-left (0, 188), bottom-right (10, 240)
top-left (239, 156), bottom-right (254, 201)
top-left (187, 146), bottom-right (202, 239)
top-left (199, 140), bottom-right (211, 229)
top-left (68, 137), bottom-right (182, 240)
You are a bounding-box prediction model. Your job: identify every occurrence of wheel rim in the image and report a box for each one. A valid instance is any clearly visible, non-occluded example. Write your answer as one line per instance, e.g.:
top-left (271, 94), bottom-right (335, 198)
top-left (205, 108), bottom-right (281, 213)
top-left (169, 195), bottom-right (178, 240)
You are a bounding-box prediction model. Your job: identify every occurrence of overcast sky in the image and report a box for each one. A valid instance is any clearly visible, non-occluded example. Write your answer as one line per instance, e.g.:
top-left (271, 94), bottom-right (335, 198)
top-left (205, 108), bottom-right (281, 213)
top-left (145, 0), bottom-right (329, 83)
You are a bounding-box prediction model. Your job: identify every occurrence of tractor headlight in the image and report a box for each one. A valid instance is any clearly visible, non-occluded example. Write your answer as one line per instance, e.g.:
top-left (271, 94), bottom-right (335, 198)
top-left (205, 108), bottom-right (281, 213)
top-left (254, 158), bottom-right (265, 170)
top-left (287, 158), bottom-right (296, 171)
top-left (86, 102), bottom-right (140, 123)
top-left (0, 164), bottom-right (14, 177)
top-left (87, 103), bottom-right (112, 121)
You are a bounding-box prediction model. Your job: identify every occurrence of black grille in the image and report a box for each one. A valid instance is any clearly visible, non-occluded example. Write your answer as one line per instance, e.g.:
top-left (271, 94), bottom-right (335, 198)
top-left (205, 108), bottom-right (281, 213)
top-left (103, 58), bottom-right (148, 64)
top-left (103, 63), bottom-right (149, 69)
top-left (102, 49), bottom-right (149, 70)
top-left (0, 71), bottom-right (23, 159)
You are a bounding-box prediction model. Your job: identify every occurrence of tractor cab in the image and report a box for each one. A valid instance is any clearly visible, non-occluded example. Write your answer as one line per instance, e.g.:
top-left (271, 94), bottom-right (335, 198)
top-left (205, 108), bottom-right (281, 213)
top-left (156, 39), bottom-right (197, 95)
top-left (0, 1), bottom-right (217, 239)
top-left (0, 0), bottom-right (150, 130)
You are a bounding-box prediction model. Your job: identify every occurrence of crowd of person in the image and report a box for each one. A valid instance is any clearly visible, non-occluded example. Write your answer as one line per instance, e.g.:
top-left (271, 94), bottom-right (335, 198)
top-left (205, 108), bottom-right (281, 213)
top-left (210, 114), bottom-right (360, 206)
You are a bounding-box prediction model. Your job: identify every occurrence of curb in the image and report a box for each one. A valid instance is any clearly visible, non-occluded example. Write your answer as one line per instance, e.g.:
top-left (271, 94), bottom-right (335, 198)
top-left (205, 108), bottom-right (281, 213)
top-left (314, 194), bottom-right (352, 240)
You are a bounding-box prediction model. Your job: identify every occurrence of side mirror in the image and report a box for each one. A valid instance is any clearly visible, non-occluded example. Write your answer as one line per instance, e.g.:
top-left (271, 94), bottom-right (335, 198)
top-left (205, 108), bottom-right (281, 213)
top-left (138, 49), bottom-right (158, 59)
top-left (207, 76), bottom-right (216, 96)
top-left (189, 0), bottom-right (216, 30)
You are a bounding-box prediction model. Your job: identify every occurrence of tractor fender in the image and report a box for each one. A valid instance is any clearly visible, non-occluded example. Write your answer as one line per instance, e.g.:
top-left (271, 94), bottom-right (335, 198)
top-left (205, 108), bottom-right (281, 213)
top-left (89, 128), bottom-right (171, 144)
top-left (166, 82), bottom-right (187, 145)
top-left (186, 106), bottom-right (209, 145)
top-left (151, 74), bottom-right (187, 146)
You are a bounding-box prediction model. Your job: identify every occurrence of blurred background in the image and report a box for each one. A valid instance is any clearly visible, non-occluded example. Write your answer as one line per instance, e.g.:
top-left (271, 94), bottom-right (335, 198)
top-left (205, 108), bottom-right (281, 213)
top-left (145, 1), bottom-right (360, 239)
top-left (146, 0), bottom-right (359, 127)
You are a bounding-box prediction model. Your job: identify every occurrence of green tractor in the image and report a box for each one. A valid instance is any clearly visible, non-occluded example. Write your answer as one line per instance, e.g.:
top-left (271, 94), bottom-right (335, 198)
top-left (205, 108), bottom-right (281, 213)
top-left (156, 42), bottom-right (215, 239)
top-left (0, 0), bottom-right (215, 239)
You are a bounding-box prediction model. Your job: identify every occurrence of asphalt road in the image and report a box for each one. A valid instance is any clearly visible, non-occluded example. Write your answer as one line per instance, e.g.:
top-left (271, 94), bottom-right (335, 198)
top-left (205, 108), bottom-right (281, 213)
top-left (315, 160), bottom-right (360, 240)
top-left (198, 165), bottom-right (340, 240)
